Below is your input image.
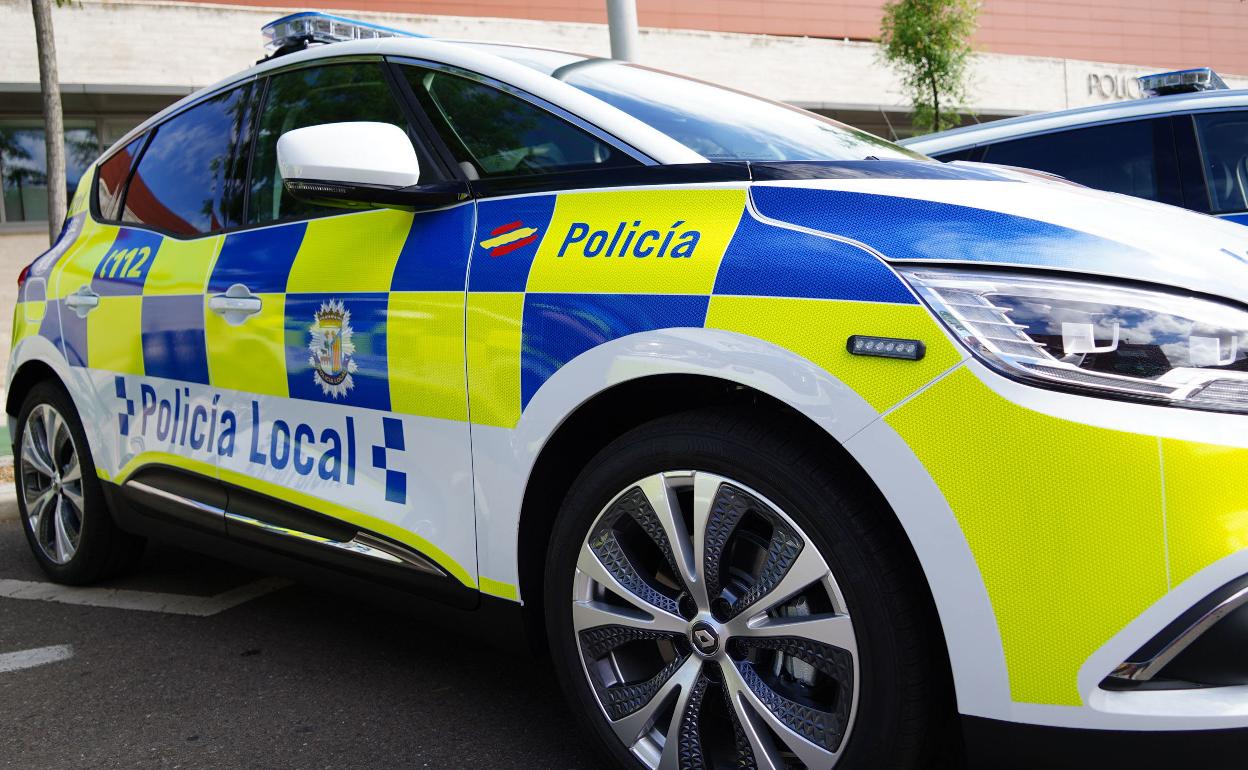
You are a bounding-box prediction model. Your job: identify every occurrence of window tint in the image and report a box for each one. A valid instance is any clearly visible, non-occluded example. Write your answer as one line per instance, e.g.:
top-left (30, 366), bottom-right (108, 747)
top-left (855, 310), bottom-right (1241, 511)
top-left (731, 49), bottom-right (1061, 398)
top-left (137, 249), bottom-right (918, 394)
top-left (249, 62), bottom-right (412, 225)
top-left (96, 134), bottom-right (145, 221)
top-left (1193, 111), bottom-right (1248, 214)
top-left (403, 65), bottom-right (640, 179)
top-left (123, 86), bottom-right (252, 236)
top-left (980, 119), bottom-right (1179, 205)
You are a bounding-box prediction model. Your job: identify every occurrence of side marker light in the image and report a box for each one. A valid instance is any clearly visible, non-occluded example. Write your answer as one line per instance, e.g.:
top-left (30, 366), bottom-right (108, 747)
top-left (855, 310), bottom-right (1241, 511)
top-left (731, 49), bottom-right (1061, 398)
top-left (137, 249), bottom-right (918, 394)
top-left (847, 335), bottom-right (926, 361)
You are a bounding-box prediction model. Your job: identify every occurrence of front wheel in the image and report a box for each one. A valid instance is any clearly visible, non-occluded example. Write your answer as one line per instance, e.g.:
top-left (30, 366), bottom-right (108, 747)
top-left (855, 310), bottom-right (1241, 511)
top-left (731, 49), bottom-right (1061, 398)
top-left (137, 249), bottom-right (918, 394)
top-left (545, 409), bottom-right (954, 769)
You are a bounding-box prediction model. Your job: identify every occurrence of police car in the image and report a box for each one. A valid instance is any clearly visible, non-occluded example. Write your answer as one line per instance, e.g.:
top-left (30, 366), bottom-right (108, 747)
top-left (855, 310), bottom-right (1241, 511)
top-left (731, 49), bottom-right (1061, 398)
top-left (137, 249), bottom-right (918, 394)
top-left (9, 13), bottom-right (1248, 768)
top-left (904, 68), bottom-right (1248, 226)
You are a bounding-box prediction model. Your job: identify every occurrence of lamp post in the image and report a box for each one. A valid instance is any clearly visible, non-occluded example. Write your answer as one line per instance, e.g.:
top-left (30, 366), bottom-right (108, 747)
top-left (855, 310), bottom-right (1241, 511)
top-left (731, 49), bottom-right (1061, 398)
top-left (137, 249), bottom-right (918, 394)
top-left (606, 0), bottom-right (639, 62)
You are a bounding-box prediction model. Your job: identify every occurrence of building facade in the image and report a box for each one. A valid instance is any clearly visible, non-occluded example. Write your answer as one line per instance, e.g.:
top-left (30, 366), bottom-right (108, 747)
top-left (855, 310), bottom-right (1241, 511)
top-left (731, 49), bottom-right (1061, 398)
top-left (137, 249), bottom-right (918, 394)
top-left (4, 0), bottom-right (1248, 235)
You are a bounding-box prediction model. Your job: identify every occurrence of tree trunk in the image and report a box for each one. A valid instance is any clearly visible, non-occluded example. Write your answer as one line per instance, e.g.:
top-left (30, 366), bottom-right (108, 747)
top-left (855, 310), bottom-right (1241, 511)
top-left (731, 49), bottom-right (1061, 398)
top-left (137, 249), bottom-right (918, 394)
top-left (931, 77), bottom-right (940, 133)
top-left (31, 0), bottom-right (66, 244)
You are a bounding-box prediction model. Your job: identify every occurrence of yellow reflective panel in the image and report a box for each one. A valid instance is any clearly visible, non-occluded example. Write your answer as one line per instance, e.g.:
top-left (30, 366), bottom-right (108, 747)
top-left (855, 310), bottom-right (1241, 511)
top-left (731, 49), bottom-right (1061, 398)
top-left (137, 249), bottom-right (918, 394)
top-left (387, 291), bottom-right (467, 422)
top-left (12, 302), bottom-right (46, 346)
top-left (52, 220), bottom-right (120, 298)
top-left (467, 292), bottom-right (524, 428)
top-left (526, 188), bottom-right (747, 294)
top-left (706, 296), bottom-right (962, 412)
top-left (1163, 439), bottom-right (1248, 586)
top-left (479, 576), bottom-right (519, 601)
top-left (142, 235), bottom-right (220, 295)
top-left (87, 295), bottom-right (144, 374)
top-left (286, 209), bottom-right (412, 294)
top-left (887, 367), bottom-right (1167, 706)
top-left (204, 293), bottom-right (288, 398)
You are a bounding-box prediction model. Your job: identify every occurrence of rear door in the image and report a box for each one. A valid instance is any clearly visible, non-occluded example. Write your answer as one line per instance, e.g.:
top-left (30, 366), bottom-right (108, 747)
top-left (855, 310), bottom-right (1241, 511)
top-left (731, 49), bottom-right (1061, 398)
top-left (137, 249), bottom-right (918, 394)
top-left (206, 60), bottom-right (480, 601)
top-left (48, 82), bottom-right (256, 528)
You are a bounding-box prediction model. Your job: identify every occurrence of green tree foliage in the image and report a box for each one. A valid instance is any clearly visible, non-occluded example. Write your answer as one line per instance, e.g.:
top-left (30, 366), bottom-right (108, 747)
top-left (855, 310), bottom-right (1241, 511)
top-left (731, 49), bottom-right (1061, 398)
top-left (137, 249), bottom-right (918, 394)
top-left (879, 0), bottom-right (980, 134)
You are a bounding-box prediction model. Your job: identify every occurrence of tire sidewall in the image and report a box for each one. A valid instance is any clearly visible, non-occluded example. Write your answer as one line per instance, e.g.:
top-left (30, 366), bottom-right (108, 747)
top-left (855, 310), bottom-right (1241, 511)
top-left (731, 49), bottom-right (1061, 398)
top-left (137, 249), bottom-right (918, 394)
top-left (545, 415), bottom-right (942, 770)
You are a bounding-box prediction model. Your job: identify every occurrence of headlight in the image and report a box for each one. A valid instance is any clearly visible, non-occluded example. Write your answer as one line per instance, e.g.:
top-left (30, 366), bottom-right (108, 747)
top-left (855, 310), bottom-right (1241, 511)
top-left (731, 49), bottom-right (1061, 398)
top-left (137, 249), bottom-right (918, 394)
top-left (899, 267), bottom-right (1248, 414)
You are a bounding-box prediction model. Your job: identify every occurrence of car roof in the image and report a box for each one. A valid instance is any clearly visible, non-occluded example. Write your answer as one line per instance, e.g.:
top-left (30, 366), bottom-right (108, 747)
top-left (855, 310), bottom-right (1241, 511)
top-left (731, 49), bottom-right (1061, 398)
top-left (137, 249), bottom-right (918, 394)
top-left (102, 37), bottom-right (704, 167)
top-left (901, 88), bottom-right (1248, 155)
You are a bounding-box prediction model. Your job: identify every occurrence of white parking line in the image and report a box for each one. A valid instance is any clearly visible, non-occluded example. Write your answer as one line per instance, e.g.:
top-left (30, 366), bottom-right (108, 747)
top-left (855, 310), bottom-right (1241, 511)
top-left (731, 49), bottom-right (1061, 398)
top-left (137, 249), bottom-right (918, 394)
top-left (0, 576), bottom-right (292, 617)
top-left (0, 644), bottom-right (73, 674)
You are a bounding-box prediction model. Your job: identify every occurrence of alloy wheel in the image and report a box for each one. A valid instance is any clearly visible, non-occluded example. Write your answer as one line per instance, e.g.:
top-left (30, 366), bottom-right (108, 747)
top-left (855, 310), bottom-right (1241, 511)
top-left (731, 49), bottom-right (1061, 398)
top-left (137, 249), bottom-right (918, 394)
top-left (573, 471), bottom-right (859, 769)
top-left (20, 403), bottom-right (85, 565)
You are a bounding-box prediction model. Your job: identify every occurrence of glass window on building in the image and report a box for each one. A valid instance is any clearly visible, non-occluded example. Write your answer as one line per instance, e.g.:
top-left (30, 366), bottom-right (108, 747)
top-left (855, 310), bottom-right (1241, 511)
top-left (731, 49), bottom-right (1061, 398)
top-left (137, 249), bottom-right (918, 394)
top-left (1193, 111), bottom-right (1248, 214)
top-left (0, 120), bottom-right (99, 224)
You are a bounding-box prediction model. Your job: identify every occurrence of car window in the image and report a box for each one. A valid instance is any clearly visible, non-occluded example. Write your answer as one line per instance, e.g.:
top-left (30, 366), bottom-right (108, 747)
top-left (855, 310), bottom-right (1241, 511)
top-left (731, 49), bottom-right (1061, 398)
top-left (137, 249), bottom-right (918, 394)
top-left (95, 134), bottom-right (145, 221)
top-left (122, 86), bottom-right (252, 236)
top-left (402, 65), bottom-right (640, 179)
top-left (248, 62), bottom-right (414, 225)
top-left (979, 119), bottom-right (1180, 205)
top-left (1193, 111), bottom-right (1248, 214)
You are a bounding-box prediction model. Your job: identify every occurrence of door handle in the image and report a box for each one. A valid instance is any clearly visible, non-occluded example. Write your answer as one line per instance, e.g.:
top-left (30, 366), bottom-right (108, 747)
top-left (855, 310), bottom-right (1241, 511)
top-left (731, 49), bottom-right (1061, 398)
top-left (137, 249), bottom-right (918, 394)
top-left (208, 284), bottom-right (263, 326)
top-left (64, 286), bottom-right (100, 318)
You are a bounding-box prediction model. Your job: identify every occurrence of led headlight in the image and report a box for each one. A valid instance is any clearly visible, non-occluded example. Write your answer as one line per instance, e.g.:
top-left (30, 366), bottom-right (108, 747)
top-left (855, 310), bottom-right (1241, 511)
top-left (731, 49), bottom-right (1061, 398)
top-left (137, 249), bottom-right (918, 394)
top-left (899, 268), bottom-right (1248, 414)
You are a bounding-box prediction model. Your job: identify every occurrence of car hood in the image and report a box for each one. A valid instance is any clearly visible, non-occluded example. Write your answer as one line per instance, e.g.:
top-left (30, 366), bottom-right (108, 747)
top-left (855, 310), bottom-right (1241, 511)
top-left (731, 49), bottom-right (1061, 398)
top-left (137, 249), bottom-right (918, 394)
top-left (748, 161), bottom-right (1248, 307)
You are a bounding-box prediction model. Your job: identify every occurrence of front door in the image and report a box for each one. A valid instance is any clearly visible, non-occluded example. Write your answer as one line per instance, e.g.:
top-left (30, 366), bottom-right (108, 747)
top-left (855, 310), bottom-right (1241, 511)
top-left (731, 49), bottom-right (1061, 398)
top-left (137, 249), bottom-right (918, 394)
top-left (206, 60), bottom-right (478, 600)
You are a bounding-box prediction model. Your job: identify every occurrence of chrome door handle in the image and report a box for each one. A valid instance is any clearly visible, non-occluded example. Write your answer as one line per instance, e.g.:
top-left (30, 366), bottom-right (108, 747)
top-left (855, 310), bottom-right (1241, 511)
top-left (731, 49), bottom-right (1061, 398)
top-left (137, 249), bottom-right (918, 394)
top-left (64, 286), bottom-right (100, 318)
top-left (208, 283), bottom-right (263, 326)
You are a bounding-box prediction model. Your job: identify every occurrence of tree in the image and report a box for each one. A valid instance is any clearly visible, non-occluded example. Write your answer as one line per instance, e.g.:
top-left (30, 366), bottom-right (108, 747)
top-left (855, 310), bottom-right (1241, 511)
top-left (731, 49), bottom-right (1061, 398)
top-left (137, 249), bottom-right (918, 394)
top-left (879, 0), bottom-right (980, 135)
top-left (30, 0), bottom-right (67, 244)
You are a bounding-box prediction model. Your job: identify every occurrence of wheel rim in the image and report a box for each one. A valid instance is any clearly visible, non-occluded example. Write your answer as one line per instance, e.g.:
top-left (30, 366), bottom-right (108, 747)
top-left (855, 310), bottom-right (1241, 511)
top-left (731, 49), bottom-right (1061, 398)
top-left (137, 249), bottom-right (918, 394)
top-left (20, 404), bottom-right (84, 565)
top-left (573, 471), bottom-right (859, 770)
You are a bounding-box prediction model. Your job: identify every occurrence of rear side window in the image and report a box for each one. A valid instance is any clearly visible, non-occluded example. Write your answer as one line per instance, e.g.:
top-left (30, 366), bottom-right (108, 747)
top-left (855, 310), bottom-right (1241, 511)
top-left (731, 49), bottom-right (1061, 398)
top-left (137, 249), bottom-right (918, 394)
top-left (248, 62), bottom-right (414, 225)
top-left (123, 85), bottom-right (252, 236)
top-left (402, 65), bottom-right (640, 179)
top-left (95, 134), bottom-right (145, 221)
top-left (980, 119), bottom-right (1180, 205)
top-left (1193, 111), bottom-right (1248, 214)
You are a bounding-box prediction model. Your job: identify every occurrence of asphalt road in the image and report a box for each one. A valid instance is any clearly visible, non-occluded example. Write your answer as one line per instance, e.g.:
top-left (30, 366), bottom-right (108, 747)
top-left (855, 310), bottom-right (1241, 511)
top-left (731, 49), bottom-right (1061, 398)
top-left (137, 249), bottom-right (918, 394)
top-left (0, 495), bottom-right (602, 769)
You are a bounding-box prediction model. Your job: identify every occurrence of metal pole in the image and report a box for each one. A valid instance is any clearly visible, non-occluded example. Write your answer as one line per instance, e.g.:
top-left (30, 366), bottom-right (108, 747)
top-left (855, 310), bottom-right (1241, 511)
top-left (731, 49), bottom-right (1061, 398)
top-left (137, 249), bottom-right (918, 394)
top-left (606, 0), bottom-right (639, 62)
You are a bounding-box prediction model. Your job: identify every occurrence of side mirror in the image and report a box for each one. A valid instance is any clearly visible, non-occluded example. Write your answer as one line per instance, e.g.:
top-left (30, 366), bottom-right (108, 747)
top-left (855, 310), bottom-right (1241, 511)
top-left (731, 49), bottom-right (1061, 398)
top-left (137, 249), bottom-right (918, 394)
top-left (276, 122), bottom-right (467, 211)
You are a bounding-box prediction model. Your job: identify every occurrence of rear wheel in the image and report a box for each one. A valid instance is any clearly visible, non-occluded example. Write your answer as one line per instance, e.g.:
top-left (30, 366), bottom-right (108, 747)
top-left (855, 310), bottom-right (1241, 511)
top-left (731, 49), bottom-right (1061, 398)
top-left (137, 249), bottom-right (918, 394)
top-left (545, 409), bottom-right (953, 769)
top-left (15, 381), bottom-right (144, 584)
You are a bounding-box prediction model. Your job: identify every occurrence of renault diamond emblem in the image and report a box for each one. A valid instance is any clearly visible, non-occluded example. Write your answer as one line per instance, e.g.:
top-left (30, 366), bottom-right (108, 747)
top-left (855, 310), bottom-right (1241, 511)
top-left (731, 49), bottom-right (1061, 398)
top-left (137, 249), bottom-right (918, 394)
top-left (690, 621), bottom-right (720, 656)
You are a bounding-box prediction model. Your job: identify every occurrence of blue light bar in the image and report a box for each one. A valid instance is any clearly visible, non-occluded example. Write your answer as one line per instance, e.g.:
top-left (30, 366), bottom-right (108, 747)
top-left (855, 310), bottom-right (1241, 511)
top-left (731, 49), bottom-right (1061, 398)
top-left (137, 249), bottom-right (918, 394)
top-left (262, 12), bottom-right (424, 54)
top-left (1138, 67), bottom-right (1228, 97)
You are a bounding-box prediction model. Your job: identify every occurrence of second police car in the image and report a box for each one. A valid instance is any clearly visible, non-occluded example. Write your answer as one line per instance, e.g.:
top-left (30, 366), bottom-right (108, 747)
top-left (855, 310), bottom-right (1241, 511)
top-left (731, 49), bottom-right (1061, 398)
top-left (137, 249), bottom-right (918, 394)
top-left (905, 68), bottom-right (1248, 227)
top-left (9, 13), bottom-right (1248, 769)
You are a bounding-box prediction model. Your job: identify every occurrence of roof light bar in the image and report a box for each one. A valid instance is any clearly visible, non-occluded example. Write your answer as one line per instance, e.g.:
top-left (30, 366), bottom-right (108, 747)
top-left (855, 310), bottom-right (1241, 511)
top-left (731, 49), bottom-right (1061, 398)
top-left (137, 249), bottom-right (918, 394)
top-left (1138, 67), bottom-right (1228, 98)
top-left (261, 11), bottom-right (424, 55)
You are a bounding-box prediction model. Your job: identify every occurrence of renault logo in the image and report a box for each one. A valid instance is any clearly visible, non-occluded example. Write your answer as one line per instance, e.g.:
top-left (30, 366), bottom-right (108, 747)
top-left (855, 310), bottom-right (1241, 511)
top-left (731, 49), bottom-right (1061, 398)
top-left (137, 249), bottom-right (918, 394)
top-left (690, 621), bottom-right (720, 656)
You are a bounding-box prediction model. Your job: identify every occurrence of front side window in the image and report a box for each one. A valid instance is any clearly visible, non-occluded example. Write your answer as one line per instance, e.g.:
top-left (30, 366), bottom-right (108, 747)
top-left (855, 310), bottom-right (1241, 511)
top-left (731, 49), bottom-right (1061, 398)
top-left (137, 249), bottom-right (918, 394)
top-left (980, 119), bottom-right (1179, 205)
top-left (403, 65), bottom-right (640, 179)
top-left (1193, 111), bottom-right (1248, 214)
top-left (249, 62), bottom-right (412, 225)
top-left (123, 86), bottom-right (252, 236)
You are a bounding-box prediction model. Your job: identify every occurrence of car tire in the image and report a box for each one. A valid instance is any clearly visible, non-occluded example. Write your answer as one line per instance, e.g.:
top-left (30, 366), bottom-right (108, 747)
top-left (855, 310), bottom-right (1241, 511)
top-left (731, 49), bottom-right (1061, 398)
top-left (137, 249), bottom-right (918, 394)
top-left (15, 380), bottom-right (144, 584)
top-left (545, 407), bottom-right (956, 769)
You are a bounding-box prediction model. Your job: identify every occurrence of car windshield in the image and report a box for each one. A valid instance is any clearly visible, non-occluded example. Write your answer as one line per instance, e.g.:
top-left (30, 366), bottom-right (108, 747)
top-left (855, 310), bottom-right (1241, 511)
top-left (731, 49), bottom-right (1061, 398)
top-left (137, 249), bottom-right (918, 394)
top-left (468, 44), bottom-right (925, 163)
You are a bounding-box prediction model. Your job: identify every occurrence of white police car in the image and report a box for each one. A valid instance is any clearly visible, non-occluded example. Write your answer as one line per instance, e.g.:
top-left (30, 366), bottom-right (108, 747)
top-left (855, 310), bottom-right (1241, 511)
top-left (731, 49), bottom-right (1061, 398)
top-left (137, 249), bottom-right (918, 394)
top-left (9, 14), bottom-right (1248, 769)
top-left (904, 68), bottom-right (1248, 226)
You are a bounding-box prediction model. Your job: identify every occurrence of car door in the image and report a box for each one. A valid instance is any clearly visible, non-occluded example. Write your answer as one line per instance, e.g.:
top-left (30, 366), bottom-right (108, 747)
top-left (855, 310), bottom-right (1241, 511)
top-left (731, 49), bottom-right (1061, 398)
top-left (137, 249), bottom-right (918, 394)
top-left (1190, 109), bottom-right (1248, 226)
top-left (47, 82), bottom-right (256, 530)
top-left (206, 59), bottom-right (479, 602)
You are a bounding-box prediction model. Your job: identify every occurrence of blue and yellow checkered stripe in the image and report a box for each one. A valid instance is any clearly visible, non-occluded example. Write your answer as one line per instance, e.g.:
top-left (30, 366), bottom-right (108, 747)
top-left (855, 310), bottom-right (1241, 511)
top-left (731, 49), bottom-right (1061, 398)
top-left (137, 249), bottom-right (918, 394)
top-left (39, 184), bottom-right (958, 431)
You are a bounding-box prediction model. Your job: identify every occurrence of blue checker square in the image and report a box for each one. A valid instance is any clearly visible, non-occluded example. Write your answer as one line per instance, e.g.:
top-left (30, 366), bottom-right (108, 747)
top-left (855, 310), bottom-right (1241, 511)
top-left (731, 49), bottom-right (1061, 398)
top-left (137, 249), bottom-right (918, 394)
top-left (91, 227), bottom-right (163, 297)
top-left (209, 222), bottom-right (307, 294)
top-left (372, 417), bottom-right (407, 505)
top-left (467, 194), bottom-right (557, 293)
top-left (141, 295), bottom-right (210, 385)
top-left (115, 376), bottom-right (135, 436)
top-left (50, 299), bottom-right (89, 368)
top-left (391, 205), bottom-right (474, 292)
top-left (284, 293), bottom-right (390, 412)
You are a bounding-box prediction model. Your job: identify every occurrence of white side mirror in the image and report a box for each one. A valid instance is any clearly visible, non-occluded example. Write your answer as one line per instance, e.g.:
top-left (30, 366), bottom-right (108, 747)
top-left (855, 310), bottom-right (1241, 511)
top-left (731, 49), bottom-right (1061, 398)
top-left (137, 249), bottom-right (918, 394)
top-left (277, 121), bottom-right (420, 189)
